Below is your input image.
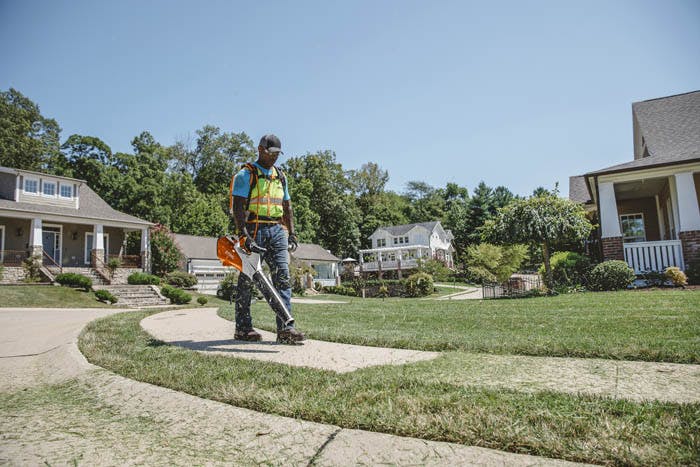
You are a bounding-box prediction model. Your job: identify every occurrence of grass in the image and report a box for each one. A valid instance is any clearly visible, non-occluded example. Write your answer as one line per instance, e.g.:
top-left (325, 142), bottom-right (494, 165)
top-left (0, 285), bottom-right (112, 308)
top-left (79, 310), bottom-right (700, 466)
top-left (219, 289), bottom-right (700, 363)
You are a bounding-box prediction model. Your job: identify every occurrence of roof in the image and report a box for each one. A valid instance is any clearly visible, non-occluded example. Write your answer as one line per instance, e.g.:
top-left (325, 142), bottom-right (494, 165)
top-left (291, 243), bottom-right (340, 262)
top-left (173, 233), bottom-right (218, 260)
top-left (0, 177), bottom-right (153, 227)
top-left (585, 91), bottom-right (700, 176)
top-left (375, 221), bottom-right (439, 236)
top-left (568, 175), bottom-right (591, 203)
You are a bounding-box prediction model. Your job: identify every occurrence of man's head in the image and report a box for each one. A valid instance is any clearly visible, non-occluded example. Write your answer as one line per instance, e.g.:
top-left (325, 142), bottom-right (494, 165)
top-left (257, 134), bottom-right (283, 168)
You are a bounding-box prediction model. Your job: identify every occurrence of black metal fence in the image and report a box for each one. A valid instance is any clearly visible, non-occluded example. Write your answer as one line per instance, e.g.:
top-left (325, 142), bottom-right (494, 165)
top-left (482, 274), bottom-right (542, 299)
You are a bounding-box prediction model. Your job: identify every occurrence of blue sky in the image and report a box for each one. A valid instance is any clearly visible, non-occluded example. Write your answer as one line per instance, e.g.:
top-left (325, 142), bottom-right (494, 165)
top-left (1, 0), bottom-right (699, 196)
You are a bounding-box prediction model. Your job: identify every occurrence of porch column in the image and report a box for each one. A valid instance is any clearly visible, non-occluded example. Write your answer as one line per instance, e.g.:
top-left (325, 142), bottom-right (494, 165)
top-left (28, 218), bottom-right (43, 258)
top-left (598, 182), bottom-right (624, 261)
top-left (140, 227), bottom-right (150, 273)
top-left (92, 224), bottom-right (104, 268)
top-left (397, 250), bottom-right (403, 280)
top-left (358, 252), bottom-right (364, 276)
top-left (377, 251), bottom-right (383, 280)
top-left (675, 172), bottom-right (700, 267)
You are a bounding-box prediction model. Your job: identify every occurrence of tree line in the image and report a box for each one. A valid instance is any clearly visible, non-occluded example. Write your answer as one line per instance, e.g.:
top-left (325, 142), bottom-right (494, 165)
top-left (1, 87), bottom-right (560, 263)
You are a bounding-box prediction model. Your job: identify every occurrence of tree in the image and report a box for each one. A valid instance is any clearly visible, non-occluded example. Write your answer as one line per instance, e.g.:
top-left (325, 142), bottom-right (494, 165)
top-left (150, 224), bottom-right (184, 276)
top-left (165, 173), bottom-right (229, 236)
top-left (404, 181), bottom-right (446, 223)
top-left (0, 88), bottom-right (61, 171)
top-left (482, 194), bottom-right (594, 289)
top-left (350, 162), bottom-right (389, 197)
top-left (285, 177), bottom-right (319, 243)
top-left (61, 134), bottom-right (118, 199)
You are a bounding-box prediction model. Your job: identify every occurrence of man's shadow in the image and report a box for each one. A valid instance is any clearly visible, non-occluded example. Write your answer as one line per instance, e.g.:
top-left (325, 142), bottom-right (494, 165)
top-left (152, 338), bottom-right (282, 354)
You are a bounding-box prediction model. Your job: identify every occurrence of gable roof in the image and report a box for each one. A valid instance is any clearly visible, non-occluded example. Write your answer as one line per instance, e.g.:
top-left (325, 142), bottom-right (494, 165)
top-left (375, 221), bottom-right (439, 237)
top-left (173, 233), bottom-right (218, 260)
top-left (0, 168), bottom-right (152, 227)
top-left (568, 175), bottom-right (592, 203)
top-left (585, 91), bottom-right (700, 176)
top-left (291, 243), bottom-right (340, 262)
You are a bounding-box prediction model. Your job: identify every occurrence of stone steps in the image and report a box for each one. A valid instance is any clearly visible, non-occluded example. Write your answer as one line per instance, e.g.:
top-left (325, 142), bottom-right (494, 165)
top-left (94, 285), bottom-right (169, 307)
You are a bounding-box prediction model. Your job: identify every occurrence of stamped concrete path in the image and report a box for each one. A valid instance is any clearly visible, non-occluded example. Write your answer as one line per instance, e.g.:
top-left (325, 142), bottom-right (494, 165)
top-left (141, 308), bottom-right (440, 373)
top-left (1, 308), bottom-right (584, 466)
top-left (143, 308), bottom-right (700, 404)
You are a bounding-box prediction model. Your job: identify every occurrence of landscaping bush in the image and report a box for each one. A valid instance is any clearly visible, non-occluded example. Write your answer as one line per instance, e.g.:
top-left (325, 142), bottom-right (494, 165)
top-left (216, 272), bottom-right (238, 300)
top-left (405, 272), bottom-right (434, 297)
top-left (325, 285), bottom-right (356, 296)
top-left (539, 251), bottom-right (591, 288)
top-left (465, 243), bottom-right (528, 284)
top-left (640, 269), bottom-right (666, 287)
top-left (94, 289), bottom-right (118, 304)
top-left (685, 260), bottom-right (700, 285)
top-left (166, 271), bottom-right (198, 288)
top-left (160, 284), bottom-right (192, 304)
top-left (150, 224), bottom-right (184, 276)
top-left (588, 260), bottom-right (636, 291)
top-left (55, 272), bottom-right (92, 291)
top-left (197, 296), bottom-right (208, 306)
top-left (416, 258), bottom-right (452, 281)
top-left (127, 272), bottom-right (161, 285)
top-left (22, 255), bottom-right (42, 282)
top-left (107, 257), bottom-right (121, 279)
top-left (664, 267), bottom-right (687, 287)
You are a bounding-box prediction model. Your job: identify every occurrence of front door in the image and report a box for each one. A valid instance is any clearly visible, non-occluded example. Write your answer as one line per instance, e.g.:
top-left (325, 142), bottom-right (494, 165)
top-left (42, 227), bottom-right (61, 265)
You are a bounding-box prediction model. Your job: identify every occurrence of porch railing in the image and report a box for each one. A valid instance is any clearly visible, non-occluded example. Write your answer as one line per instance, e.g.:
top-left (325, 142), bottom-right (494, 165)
top-left (107, 254), bottom-right (142, 268)
top-left (623, 240), bottom-right (684, 274)
top-left (0, 250), bottom-right (29, 266)
top-left (42, 249), bottom-right (63, 275)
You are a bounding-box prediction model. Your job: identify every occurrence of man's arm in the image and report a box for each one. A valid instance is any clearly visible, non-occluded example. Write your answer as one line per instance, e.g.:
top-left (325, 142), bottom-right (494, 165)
top-left (232, 196), bottom-right (249, 235)
top-left (282, 199), bottom-right (295, 234)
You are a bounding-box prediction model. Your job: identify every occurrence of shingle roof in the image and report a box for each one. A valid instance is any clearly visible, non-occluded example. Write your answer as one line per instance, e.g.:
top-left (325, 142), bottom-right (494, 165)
top-left (376, 221), bottom-right (439, 236)
top-left (173, 233), bottom-right (218, 260)
top-left (568, 175), bottom-right (591, 203)
top-left (586, 91), bottom-right (700, 176)
top-left (291, 243), bottom-right (340, 262)
top-left (0, 171), bottom-right (152, 227)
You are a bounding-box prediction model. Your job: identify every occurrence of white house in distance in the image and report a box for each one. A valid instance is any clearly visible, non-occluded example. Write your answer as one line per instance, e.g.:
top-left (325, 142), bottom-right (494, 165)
top-left (173, 233), bottom-right (341, 293)
top-left (569, 90), bottom-right (700, 273)
top-left (359, 221), bottom-right (455, 278)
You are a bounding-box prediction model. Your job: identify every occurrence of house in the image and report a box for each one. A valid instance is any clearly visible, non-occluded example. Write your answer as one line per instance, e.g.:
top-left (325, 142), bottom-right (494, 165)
top-left (569, 90), bottom-right (700, 274)
top-left (173, 233), bottom-right (341, 293)
top-left (359, 221), bottom-right (455, 278)
top-left (0, 166), bottom-right (152, 283)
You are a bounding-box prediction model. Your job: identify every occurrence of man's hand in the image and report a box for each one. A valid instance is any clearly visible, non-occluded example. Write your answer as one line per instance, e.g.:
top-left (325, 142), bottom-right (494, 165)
top-left (244, 236), bottom-right (267, 254)
top-left (288, 232), bottom-right (299, 252)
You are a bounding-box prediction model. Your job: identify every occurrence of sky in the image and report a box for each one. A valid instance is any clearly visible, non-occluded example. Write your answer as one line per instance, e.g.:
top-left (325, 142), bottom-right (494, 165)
top-left (1, 0), bottom-right (699, 197)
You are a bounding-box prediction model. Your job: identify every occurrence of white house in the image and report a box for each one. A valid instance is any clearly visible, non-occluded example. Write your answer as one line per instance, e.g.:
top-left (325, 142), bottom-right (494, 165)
top-left (569, 90), bottom-right (700, 273)
top-left (359, 221), bottom-right (455, 278)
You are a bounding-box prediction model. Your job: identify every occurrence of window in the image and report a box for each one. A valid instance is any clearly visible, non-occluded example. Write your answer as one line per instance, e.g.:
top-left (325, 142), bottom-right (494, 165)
top-left (43, 181), bottom-right (56, 196)
top-left (398, 237), bottom-right (403, 244)
top-left (393, 238), bottom-right (398, 245)
top-left (60, 184), bottom-right (72, 198)
top-left (620, 214), bottom-right (646, 242)
top-left (24, 178), bottom-right (38, 194)
top-left (404, 236), bottom-right (409, 243)
top-left (377, 238), bottom-right (386, 248)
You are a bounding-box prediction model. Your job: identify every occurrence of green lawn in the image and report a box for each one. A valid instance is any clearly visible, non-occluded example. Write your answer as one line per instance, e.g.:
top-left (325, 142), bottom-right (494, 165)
top-left (220, 289), bottom-right (700, 363)
top-left (79, 310), bottom-right (700, 466)
top-left (0, 285), bottom-right (112, 308)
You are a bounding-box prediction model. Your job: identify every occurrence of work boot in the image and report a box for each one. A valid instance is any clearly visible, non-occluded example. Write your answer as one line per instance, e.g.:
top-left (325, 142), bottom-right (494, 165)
top-left (234, 329), bottom-right (262, 342)
top-left (276, 328), bottom-right (305, 344)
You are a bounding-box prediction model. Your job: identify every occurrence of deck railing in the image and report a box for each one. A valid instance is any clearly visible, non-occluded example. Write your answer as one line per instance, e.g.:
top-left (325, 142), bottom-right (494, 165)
top-left (623, 240), bottom-right (684, 274)
top-left (107, 254), bottom-right (142, 268)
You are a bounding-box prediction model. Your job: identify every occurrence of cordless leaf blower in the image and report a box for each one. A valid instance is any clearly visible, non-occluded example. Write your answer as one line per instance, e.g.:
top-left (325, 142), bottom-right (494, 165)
top-left (216, 235), bottom-right (295, 327)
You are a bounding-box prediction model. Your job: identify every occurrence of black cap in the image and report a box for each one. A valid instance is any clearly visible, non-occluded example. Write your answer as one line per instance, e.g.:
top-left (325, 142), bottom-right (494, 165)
top-left (259, 134), bottom-right (283, 154)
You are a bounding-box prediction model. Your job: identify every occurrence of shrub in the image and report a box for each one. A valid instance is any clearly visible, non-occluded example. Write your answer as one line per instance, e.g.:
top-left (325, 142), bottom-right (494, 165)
top-left (377, 285), bottom-right (389, 299)
top-left (197, 296), bottom-right (208, 306)
top-left (0, 265), bottom-right (4, 281)
top-left (166, 271), bottom-right (198, 288)
top-left (55, 273), bottom-right (92, 291)
top-left (588, 261), bottom-right (636, 291)
top-left (217, 272), bottom-right (238, 300)
top-left (95, 289), bottom-right (118, 304)
top-left (415, 259), bottom-right (452, 281)
top-left (685, 260), bottom-right (700, 285)
top-left (107, 257), bottom-right (121, 279)
top-left (325, 285), bottom-right (356, 296)
top-left (640, 270), bottom-right (666, 287)
top-left (465, 243), bottom-right (528, 285)
top-left (664, 267), bottom-right (687, 287)
top-left (539, 251), bottom-right (592, 288)
top-left (405, 272), bottom-right (434, 297)
top-left (160, 284), bottom-right (192, 304)
top-left (128, 272), bottom-right (161, 285)
top-left (150, 224), bottom-right (184, 276)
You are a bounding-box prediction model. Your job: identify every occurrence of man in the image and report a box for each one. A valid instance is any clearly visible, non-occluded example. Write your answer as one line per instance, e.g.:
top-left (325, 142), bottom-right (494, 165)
top-left (230, 134), bottom-right (305, 344)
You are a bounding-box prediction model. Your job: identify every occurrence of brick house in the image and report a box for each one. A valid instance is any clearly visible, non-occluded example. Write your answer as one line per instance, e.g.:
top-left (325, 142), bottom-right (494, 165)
top-left (569, 91), bottom-right (700, 273)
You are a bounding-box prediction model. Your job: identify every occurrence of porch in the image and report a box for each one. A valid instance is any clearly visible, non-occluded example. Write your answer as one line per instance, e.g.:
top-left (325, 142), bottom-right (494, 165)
top-left (358, 245), bottom-right (452, 276)
top-left (596, 168), bottom-right (700, 272)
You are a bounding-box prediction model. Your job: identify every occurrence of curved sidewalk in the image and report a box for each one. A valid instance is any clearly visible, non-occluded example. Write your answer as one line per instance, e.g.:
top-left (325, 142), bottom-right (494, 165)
top-left (0, 307), bottom-right (584, 466)
top-left (143, 308), bottom-right (700, 404)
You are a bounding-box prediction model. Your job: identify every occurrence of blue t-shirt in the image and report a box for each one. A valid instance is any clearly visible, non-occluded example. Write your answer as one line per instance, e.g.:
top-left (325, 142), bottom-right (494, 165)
top-left (232, 162), bottom-right (290, 200)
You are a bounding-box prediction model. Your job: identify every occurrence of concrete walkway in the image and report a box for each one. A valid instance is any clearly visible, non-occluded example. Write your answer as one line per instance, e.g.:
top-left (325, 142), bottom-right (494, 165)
top-left (143, 308), bottom-right (700, 404)
top-left (141, 308), bottom-right (439, 372)
top-left (0, 307), bottom-right (585, 466)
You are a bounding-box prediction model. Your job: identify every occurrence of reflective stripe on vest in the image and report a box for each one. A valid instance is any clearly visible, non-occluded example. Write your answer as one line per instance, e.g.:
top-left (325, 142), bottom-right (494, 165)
top-left (248, 166), bottom-right (285, 219)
